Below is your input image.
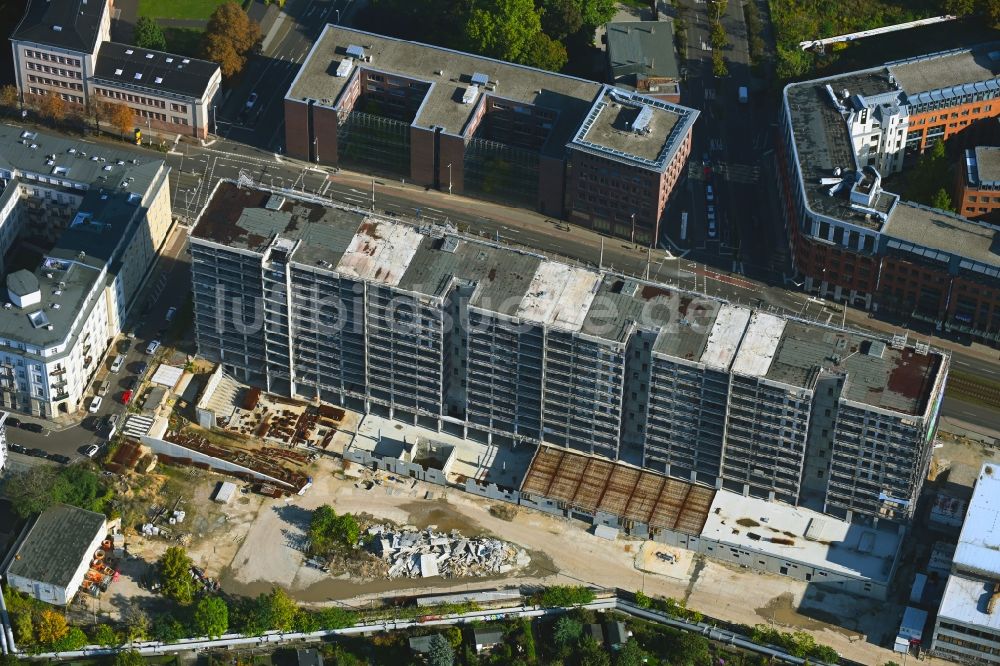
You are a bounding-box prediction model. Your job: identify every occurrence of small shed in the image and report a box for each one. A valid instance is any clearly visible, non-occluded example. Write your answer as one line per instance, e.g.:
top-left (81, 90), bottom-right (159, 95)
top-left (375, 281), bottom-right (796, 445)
top-left (586, 623), bottom-right (605, 643)
top-left (593, 524), bottom-right (619, 540)
top-left (474, 628), bottom-right (504, 653)
top-left (605, 621), bottom-right (630, 648)
top-left (408, 634), bottom-right (442, 654)
top-left (213, 481), bottom-right (237, 504)
top-left (296, 648), bottom-right (324, 666)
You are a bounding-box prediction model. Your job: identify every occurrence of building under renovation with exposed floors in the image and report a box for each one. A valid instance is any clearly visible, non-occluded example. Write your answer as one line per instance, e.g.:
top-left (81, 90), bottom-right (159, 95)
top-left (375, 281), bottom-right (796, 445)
top-left (190, 182), bottom-right (949, 525)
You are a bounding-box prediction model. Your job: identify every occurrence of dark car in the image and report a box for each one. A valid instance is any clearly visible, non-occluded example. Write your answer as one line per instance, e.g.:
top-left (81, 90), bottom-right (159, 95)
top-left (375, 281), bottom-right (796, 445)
top-left (26, 447), bottom-right (48, 458)
top-left (5, 416), bottom-right (22, 428)
top-left (47, 453), bottom-right (71, 464)
top-left (136, 362), bottom-right (149, 376)
top-left (19, 422), bottom-right (44, 433)
top-left (8, 443), bottom-right (26, 454)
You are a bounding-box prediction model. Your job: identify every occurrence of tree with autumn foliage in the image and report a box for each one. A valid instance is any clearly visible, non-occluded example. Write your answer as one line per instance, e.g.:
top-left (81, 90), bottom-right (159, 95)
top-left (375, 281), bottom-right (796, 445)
top-left (108, 102), bottom-right (134, 138)
top-left (38, 93), bottom-right (66, 122)
top-left (202, 2), bottom-right (261, 78)
top-left (35, 609), bottom-right (69, 645)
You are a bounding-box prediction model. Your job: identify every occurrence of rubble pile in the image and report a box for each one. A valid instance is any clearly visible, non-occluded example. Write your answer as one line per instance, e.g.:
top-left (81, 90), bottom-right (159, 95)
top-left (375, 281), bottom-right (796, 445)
top-left (367, 525), bottom-right (530, 579)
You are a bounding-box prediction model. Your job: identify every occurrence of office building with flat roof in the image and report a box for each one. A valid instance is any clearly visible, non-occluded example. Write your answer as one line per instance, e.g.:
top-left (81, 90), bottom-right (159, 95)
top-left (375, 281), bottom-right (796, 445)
top-left (780, 45), bottom-right (1000, 343)
top-left (11, 0), bottom-right (221, 138)
top-left (0, 127), bottom-right (172, 417)
top-left (604, 20), bottom-right (681, 102)
top-left (284, 26), bottom-right (696, 246)
top-left (932, 464), bottom-right (1000, 663)
top-left (958, 146), bottom-right (1000, 223)
top-left (190, 181), bottom-right (948, 523)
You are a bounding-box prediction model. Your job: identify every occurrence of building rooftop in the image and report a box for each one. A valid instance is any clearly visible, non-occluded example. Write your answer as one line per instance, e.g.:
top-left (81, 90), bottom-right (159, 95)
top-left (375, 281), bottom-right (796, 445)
top-left (702, 490), bottom-right (902, 583)
top-left (606, 21), bottom-right (680, 83)
top-left (967, 146), bottom-right (1000, 188)
top-left (938, 573), bottom-right (1000, 630)
top-left (11, 0), bottom-right (106, 53)
top-left (289, 25), bottom-right (603, 159)
top-left (954, 463), bottom-right (1000, 578)
top-left (193, 182), bottom-right (947, 418)
top-left (882, 202), bottom-right (1000, 272)
top-left (5, 504), bottom-right (106, 589)
top-left (521, 445), bottom-right (716, 534)
top-left (571, 87), bottom-right (696, 172)
top-left (93, 41), bottom-right (219, 100)
top-left (889, 46), bottom-right (1000, 100)
top-left (0, 126), bottom-right (164, 195)
top-left (397, 234), bottom-right (542, 313)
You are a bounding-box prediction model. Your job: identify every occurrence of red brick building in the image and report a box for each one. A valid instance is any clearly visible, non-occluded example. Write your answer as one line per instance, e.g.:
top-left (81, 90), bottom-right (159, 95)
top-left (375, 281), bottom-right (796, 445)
top-left (284, 26), bottom-right (697, 246)
top-left (957, 147), bottom-right (1000, 222)
top-left (780, 46), bottom-right (1000, 344)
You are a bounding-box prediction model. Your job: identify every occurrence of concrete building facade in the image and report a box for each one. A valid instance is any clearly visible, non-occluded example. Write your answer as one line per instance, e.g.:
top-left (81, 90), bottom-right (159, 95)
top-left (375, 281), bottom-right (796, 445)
top-left (780, 45), bottom-right (1000, 343)
top-left (11, 0), bottom-right (220, 138)
top-left (283, 26), bottom-right (697, 245)
top-left (190, 182), bottom-right (948, 524)
top-left (0, 127), bottom-right (172, 417)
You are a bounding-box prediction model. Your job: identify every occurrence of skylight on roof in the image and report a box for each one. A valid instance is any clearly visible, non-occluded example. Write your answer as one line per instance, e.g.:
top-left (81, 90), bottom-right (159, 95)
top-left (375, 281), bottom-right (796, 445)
top-left (145, 53), bottom-right (154, 59)
top-left (134, 73), bottom-right (142, 80)
top-left (165, 57), bottom-right (173, 63)
top-left (125, 49), bottom-right (133, 55)
top-left (182, 59), bottom-right (190, 64)
top-left (154, 77), bottom-right (163, 84)
top-left (114, 69), bottom-right (123, 76)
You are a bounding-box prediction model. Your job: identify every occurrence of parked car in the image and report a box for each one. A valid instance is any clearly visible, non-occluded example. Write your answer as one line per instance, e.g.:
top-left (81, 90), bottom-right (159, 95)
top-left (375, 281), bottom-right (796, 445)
top-left (121, 389), bottom-right (134, 405)
top-left (137, 362), bottom-right (149, 376)
top-left (708, 220), bottom-right (718, 238)
top-left (5, 416), bottom-right (22, 428)
top-left (110, 354), bottom-right (125, 373)
top-left (706, 184), bottom-right (714, 202)
top-left (83, 443), bottom-right (101, 458)
top-left (88, 396), bottom-right (103, 413)
top-left (165, 306), bottom-right (177, 322)
top-left (146, 340), bottom-right (161, 355)
top-left (246, 92), bottom-right (258, 109)
top-left (47, 453), bottom-right (71, 464)
top-left (19, 422), bottom-right (44, 433)
top-left (9, 443), bottom-right (26, 454)
top-left (26, 447), bottom-right (48, 458)
top-left (97, 379), bottom-right (111, 397)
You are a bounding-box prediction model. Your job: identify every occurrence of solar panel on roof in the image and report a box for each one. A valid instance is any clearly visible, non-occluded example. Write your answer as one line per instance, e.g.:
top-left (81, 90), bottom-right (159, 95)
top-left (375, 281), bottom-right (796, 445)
top-left (346, 45), bottom-right (365, 60)
top-left (471, 72), bottom-right (489, 86)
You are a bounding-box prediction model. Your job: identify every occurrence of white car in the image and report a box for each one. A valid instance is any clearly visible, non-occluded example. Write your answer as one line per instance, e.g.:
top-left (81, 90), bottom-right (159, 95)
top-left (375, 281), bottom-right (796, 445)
top-left (88, 396), bottom-right (103, 413)
top-left (706, 185), bottom-right (714, 202)
top-left (246, 92), bottom-right (258, 109)
top-left (146, 340), bottom-right (161, 355)
top-left (84, 443), bottom-right (101, 458)
top-left (165, 306), bottom-right (177, 322)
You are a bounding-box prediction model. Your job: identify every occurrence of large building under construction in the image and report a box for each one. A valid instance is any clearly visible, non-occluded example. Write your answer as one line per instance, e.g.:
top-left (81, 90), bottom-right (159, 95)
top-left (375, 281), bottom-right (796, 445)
top-left (283, 26), bottom-right (697, 246)
top-left (190, 182), bottom-right (949, 524)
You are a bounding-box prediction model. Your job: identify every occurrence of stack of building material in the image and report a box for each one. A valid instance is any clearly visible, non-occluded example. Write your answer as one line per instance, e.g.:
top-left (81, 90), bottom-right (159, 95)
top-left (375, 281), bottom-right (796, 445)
top-left (368, 525), bottom-right (530, 579)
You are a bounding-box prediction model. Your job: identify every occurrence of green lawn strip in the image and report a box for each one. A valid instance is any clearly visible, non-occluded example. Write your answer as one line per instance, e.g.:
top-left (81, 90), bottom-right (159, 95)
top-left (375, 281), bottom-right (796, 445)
top-left (138, 0), bottom-right (228, 20)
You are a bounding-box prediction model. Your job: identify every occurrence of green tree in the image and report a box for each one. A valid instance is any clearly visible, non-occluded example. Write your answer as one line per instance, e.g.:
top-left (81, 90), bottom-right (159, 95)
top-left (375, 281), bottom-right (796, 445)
top-left (308, 506), bottom-right (360, 555)
top-left (615, 638), bottom-right (647, 666)
top-left (36, 609), bottom-right (68, 645)
top-left (633, 590), bottom-right (651, 608)
top-left (466, 0), bottom-right (543, 64)
top-left (525, 31), bottom-right (568, 71)
top-left (553, 615), bottom-right (583, 647)
top-left (52, 626), bottom-right (88, 651)
top-left (91, 623), bottom-right (120, 646)
top-left (540, 0), bottom-right (582, 39)
top-left (427, 633), bottom-right (455, 666)
top-left (659, 628), bottom-right (710, 666)
top-left (134, 16), bottom-right (167, 50)
top-left (193, 596), bottom-right (229, 637)
top-left (114, 650), bottom-right (145, 666)
top-left (578, 0), bottom-right (616, 28)
top-left (12, 611), bottom-right (32, 646)
top-left (931, 187), bottom-right (954, 212)
top-left (122, 601), bottom-right (150, 642)
top-left (578, 636), bottom-right (611, 666)
top-left (536, 585), bottom-right (596, 607)
top-left (314, 606), bottom-right (359, 629)
top-left (159, 546), bottom-right (195, 605)
top-left (944, 0), bottom-right (975, 13)
top-left (258, 587), bottom-right (298, 631)
top-left (712, 50), bottom-right (729, 77)
top-left (151, 613), bottom-right (186, 642)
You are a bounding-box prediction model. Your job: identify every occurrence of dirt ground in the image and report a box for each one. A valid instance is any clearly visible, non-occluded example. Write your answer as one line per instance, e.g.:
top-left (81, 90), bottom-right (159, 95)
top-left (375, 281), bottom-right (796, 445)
top-left (103, 455), bottom-right (902, 665)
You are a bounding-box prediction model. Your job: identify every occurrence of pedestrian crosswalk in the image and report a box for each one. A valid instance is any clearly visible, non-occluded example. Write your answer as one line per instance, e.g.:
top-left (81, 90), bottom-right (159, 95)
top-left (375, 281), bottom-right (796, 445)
top-left (123, 414), bottom-right (155, 439)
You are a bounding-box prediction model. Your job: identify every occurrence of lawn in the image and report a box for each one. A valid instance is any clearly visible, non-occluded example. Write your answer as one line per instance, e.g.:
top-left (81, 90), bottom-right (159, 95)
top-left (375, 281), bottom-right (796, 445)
top-left (138, 0), bottom-right (229, 20)
top-left (163, 27), bottom-right (204, 58)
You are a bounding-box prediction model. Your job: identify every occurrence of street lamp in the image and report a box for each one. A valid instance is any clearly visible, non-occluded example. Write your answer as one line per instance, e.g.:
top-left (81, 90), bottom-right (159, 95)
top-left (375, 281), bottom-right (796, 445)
top-left (446, 162), bottom-right (452, 195)
top-left (335, 9), bottom-right (340, 23)
top-left (631, 212), bottom-right (636, 245)
top-left (212, 104), bottom-right (217, 135)
top-left (313, 137), bottom-right (319, 163)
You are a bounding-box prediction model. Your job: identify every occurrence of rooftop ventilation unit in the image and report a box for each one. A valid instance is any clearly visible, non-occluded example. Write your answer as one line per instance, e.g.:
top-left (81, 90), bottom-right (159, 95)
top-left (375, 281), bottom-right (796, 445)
top-left (125, 49), bottom-right (133, 55)
top-left (166, 57), bottom-right (173, 63)
top-left (632, 105), bottom-right (653, 134)
top-left (52, 25), bottom-right (62, 31)
top-left (462, 85), bottom-right (480, 105)
top-left (145, 53), bottom-right (154, 59)
top-left (864, 340), bottom-right (886, 358)
top-left (336, 59), bottom-right (353, 77)
top-left (441, 236), bottom-right (460, 253)
top-left (471, 72), bottom-right (489, 87)
top-left (346, 44), bottom-right (365, 60)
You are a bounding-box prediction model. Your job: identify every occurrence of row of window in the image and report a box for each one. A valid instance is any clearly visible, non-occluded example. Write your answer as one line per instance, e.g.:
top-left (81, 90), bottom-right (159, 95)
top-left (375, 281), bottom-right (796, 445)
top-left (28, 88), bottom-right (82, 104)
top-left (94, 87), bottom-right (167, 109)
top-left (23, 49), bottom-right (80, 68)
top-left (27, 74), bottom-right (83, 91)
top-left (26, 61), bottom-right (81, 79)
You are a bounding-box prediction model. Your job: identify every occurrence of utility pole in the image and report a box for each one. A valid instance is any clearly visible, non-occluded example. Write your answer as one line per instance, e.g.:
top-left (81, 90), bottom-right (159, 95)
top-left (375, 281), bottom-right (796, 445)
top-left (599, 238), bottom-right (604, 271)
top-left (645, 246), bottom-right (651, 280)
top-left (631, 213), bottom-right (637, 245)
top-left (371, 178), bottom-right (375, 211)
top-left (446, 162), bottom-right (452, 194)
top-left (314, 137), bottom-right (319, 163)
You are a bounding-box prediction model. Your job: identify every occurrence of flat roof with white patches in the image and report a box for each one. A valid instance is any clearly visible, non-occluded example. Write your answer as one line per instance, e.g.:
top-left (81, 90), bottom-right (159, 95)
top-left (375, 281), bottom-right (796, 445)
top-left (517, 262), bottom-right (601, 331)
top-left (699, 304), bottom-right (752, 370)
top-left (335, 220), bottom-right (424, 287)
top-left (731, 312), bottom-right (786, 378)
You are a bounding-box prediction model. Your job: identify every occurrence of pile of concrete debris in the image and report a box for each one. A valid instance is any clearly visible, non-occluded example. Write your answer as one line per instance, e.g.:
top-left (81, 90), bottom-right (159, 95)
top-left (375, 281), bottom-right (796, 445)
top-left (368, 524), bottom-right (530, 579)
